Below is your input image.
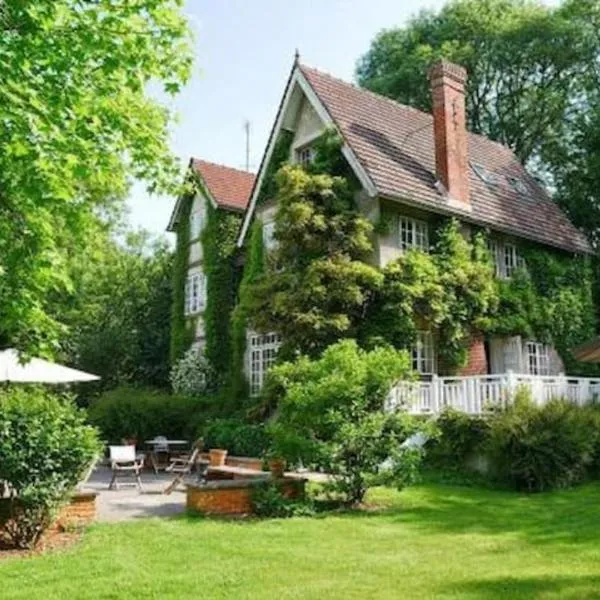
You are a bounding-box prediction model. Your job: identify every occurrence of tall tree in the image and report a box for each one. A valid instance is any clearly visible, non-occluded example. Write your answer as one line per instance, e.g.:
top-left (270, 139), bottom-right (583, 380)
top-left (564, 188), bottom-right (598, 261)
top-left (0, 1), bottom-right (192, 354)
top-left (356, 0), bottom-right (596, 166)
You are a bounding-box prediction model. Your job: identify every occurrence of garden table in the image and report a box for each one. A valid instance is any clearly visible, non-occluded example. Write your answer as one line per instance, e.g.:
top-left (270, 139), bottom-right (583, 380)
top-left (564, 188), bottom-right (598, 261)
top-left (144, 439), bottom-right (190, 474)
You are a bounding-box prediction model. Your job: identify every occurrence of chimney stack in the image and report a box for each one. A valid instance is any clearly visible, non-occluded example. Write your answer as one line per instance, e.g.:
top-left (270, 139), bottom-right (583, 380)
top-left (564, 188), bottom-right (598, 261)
top-left (428, 59), bottom-right (470, 207)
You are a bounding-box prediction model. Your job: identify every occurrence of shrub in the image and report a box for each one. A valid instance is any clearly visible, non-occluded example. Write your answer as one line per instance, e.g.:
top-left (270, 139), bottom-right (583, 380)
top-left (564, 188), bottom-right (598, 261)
top-left (170, 349), bottom-right (216, 396)
top-left (201, 418), bottom-right (270, 457)
top-left (88, 386), bottom-right (211, 443)
top-left (425, 408), bottom-right (490, 472)
top-left (268, 339), bottom-right (419, 504)
top-left (0, 388), bottom-right (100, 548)
top-left (488, 395), bottom-right (597, 492)
top-left (250, 481), bottom-right (314, 518)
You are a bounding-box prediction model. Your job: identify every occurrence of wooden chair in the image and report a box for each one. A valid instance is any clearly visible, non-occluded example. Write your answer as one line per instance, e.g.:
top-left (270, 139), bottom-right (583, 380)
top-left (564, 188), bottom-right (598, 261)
top-left (163, 440), bottom-right (203, 495)
top-left (108, 445), bottom-right (144, 492)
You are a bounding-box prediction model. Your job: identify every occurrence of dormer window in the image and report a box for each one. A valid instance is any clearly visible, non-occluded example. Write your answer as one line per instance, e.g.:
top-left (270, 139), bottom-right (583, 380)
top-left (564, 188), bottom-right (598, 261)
top-left (296, 145), bottom-right (315, 168)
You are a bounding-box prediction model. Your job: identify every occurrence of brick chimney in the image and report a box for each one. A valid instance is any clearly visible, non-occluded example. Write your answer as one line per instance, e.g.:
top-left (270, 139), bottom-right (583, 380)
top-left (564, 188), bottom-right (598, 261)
top-left (428, 59), bottom-right (470, 207)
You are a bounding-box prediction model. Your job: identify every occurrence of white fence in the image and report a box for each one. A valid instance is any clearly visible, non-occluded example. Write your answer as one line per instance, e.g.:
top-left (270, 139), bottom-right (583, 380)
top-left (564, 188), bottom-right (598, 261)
top-left (387, 373), bottom-right (600, 415)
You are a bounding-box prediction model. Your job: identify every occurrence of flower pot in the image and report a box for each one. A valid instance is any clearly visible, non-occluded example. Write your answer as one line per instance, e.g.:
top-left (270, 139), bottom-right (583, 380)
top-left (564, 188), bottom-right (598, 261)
top-left (269, 458), bottom-right (286, 479)
top-left (209, 448), bottom-right (228, 467)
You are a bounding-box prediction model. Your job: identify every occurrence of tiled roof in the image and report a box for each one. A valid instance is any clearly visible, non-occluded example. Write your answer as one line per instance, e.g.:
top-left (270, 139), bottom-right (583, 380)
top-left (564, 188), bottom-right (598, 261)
top-left (299, 64), bottom-right (591, 254)
top-left (192, 159), bottom-right (255, 211)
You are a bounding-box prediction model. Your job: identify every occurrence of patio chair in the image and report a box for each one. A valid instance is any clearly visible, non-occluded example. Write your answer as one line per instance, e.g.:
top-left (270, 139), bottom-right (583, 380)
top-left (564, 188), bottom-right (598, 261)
top-left (148, 435), bottom-right (169, 474)
top-left (163, 442), bottom-right (203, 495)
top-left (108, 445), bottom-right (144, 492)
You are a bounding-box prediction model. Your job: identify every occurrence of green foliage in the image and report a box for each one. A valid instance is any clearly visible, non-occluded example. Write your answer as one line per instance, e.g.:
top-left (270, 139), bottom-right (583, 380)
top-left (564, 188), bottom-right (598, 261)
top-left (170, 194), bottom-right (194, 364)
top-left (250, 481), bottom-right (314, 518)
top-left (88, 386), bottom-right (208, 444)
top-left (201, 202), bottom-right (242, 378)
top-left (364, 220), bottom-right (497, 371)
top-left (425, 408), bottom-right (490, 472)
top-left (170, 349), bottom-right (216, 396)
top-left (248, 163), bottom-right (382, 358)
top-left (60, 230), bottom-right (173, 393)
top-left (229, 221), bottom-right (266, 398)
top-left (487, 393), bottom-right (599, 492)
top-left (491, 247), bottom-right (597, 375)
top-left (0, 0), bottom-right (193, 355)
top-left (201, 419), bottom-right (270, 457)
top-left (0, 388), bottom-right (100, 548)
top-left (268, 339), bottom-right (418, 504)
top-left (256, 130), bottom-right (294, 205)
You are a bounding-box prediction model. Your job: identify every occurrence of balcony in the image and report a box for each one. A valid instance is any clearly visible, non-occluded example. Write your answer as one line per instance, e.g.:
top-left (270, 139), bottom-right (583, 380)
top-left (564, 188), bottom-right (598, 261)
top-left (387, 373), bottom-right (600, 415)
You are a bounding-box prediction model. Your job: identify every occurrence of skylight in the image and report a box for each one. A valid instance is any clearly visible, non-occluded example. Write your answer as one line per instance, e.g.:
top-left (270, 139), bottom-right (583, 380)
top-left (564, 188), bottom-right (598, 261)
top-left (471, 162), bottom-right (530, 197)
top-left (471, 162), bottom-right (501, 186)
top-left (507, 176), bottom-right (528, 195)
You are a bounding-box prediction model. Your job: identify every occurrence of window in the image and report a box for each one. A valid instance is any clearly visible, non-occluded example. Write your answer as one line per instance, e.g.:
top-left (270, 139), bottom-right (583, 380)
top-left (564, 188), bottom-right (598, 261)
top-left (411, 331), bottom-right (436, 375)
top-left (190, 209), bottom-right (203, 240)
top-left (399, 217), bottom-right (429, 252)
top-left (488, 239), bottom-right (525, 279)
top-left (471, 162), bottom-right (501, 186)
top-left (248, 333), bottom-right (281, 395)
top-left (263, 220), bottom-right (276, 251)
top-left (525, 341), bottom-right (550, 376)
top-left (184, 272), bottom-right (205, 315)
top-left (507, 176), bottom-right (528, 195)
top-left (296, 146), bottom-right (315, 167)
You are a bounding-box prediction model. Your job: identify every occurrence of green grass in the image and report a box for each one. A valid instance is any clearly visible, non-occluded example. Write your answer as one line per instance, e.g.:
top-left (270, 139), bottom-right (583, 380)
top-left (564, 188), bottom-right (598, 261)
top-left (2, 483), bottom-right (600, 599)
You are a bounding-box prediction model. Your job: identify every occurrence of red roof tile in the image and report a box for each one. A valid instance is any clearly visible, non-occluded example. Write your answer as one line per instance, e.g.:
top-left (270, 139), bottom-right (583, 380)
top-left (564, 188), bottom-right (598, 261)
top-left (192, 159), bottom-right (255, 211)
top-left (299, 64), bottom-right (590, 254)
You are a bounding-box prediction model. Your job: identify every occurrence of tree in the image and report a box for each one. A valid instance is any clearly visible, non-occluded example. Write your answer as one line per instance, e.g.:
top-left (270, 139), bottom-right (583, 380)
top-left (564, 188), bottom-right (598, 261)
top-left (0, 1), bottom-right (192, 355)
top-left (247, 149), bottom-right (383, 357)
top-left (356, 0), bottom-right (596, 166)
top-left (268, 340), bottom-right (421, 505)
top-left (59, 229), bottom-right (173, 392)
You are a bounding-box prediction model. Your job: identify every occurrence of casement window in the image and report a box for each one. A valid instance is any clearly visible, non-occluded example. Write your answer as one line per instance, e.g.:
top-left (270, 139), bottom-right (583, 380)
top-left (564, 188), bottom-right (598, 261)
top-left (411, 331), bottom-right (436, 375)
top-left (248, 332), bottom-right (281, 395)
top-left (263, 220), bottom-right (276, 251)
top-left (487, 239), bottom-right (525, 279)
top-left (190, 209), bottom-right (204, 240)
top-left (295, 146), bottom-right (315, 168)
top-left (525, 341), bottom-right (550, 376)
top-left (184, 272), bottom-right (205, 315)
top-left (399, 217), bottom-right (429, 253)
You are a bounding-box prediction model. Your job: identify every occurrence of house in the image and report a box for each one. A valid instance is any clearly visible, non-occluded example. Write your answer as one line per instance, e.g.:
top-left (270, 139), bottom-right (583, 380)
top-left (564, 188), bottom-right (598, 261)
top-left (168, 159), bottom-right (255, 353)
top-left (235, 56), bottom-right (600, 410)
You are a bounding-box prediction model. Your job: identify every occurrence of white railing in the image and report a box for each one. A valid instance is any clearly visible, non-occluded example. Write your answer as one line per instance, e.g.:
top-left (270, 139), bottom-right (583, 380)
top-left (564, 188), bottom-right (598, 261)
top-left (387, 372), bottom-right (600, 415)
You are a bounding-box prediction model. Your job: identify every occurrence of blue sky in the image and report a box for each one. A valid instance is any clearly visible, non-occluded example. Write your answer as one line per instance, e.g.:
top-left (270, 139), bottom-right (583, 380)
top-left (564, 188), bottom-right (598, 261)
top-left (127, 0), bottom-right (451, 237)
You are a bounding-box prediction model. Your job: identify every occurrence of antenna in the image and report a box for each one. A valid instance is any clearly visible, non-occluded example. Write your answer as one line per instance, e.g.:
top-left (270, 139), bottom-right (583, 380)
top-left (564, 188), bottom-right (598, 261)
top-left (244, 120), bottom-right (250, 171)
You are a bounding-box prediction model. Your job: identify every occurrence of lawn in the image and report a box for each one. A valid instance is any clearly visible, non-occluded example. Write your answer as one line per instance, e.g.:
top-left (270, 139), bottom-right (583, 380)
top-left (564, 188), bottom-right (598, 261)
top-left (1, 483), bottom-right (600, 600)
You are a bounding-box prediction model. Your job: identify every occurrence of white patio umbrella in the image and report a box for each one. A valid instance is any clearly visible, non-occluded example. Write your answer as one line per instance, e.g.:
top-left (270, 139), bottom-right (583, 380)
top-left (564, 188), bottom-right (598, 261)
top-left (0, 348), bottom-right (100, 383)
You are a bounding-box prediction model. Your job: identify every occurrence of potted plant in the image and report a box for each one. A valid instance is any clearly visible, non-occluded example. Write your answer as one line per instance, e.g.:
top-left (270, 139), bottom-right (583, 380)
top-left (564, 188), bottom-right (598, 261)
top-left (209, 448), bottom-right (228, 466)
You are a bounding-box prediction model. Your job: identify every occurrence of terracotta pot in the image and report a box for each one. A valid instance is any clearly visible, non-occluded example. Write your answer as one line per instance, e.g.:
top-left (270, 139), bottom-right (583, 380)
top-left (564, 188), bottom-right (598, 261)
top-left (209, 448), bottom-right (228, 467)
top-left (269, 458), bottom-right (287, 479)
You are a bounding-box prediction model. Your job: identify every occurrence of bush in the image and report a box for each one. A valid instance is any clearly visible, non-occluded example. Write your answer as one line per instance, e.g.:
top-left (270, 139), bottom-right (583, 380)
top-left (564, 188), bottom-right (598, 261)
top-left (268, 339), bottom-right (419, 504)
top-left (201, 419), bottom-right (270, 457)
top-left (250, 481), bottom-right (314, 518)
top-left (170, 349), bottom-right (216, 396)
top-left (88, 386), bottom-right (211, 443)
top-left (0, 388), bottom-right (100, 548)
top-left (488, 395), bottom-right (597, 492)
top-left (425, 408), bottom-right (490, 472)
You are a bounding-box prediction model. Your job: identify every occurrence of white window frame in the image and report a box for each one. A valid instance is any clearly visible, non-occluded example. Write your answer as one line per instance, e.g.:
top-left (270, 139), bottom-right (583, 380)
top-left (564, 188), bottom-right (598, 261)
top-left (263, 220), bottom-right (276, 251)
top-left (184, 272), bottom-right (206, 315)
top-left (190, 209), bottom-right (204, 240)
top-left (399, 216), bottom-right (429, 253)
top-left (248, 332), bottom-right (281, 396)
top-left (295, 145), bottom-right (315, 168)
top-left (488, 238), bottom-right (525, 279)
top-left (525, 341), bottom-right (550, 376)
top-left (411, 331), bottom-right (436, 375)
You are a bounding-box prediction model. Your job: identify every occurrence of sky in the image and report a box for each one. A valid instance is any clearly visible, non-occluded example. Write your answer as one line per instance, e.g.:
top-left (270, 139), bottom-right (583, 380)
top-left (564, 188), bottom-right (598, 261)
top-left (126, 0), bottom-right (451, 237)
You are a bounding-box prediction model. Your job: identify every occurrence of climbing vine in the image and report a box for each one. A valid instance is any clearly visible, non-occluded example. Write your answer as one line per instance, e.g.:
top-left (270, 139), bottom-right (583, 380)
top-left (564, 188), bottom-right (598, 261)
top-left (201, 202), bottom-right (242, 380)
top-left (170, 193), bottom-right (194, 364)
top-left (256, 130), bottom-right (294, 206)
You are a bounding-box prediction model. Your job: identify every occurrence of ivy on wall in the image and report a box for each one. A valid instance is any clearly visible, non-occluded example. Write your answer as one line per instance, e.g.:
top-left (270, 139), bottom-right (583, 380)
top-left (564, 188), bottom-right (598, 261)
top-left (256, 130), bottom-right (294, 206)
top-left (201, 202), bottom-right (242, 379)
top-left (228, 220), bottom-right (266, 398)
top-left (170, 193), bottom-right (194, 364)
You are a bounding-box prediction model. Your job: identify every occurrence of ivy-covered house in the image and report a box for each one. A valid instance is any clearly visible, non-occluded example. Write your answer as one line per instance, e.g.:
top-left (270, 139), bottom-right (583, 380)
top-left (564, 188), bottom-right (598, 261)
top-left (168, 159), bottom-right (254, 367)
top-left (234, 56), bottom-right (598, 407)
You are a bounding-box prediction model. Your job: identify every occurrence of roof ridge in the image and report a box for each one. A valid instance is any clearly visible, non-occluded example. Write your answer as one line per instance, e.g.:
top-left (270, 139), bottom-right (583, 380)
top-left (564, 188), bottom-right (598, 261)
top-left (298, 63), bottom-right (510, 153)
top-left (191, 157), bottom-right (256, 177)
